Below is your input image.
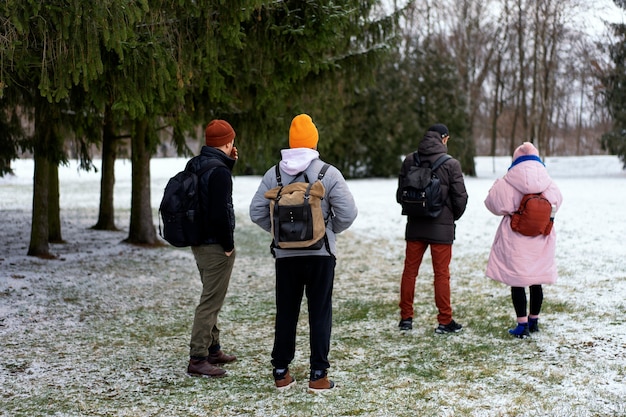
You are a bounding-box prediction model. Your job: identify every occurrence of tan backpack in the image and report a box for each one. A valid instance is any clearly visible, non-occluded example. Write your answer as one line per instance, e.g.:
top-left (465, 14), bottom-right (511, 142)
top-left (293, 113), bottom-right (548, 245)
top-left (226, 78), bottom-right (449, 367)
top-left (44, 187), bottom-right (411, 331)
top-left (264, 164), bottom-right (330, 250)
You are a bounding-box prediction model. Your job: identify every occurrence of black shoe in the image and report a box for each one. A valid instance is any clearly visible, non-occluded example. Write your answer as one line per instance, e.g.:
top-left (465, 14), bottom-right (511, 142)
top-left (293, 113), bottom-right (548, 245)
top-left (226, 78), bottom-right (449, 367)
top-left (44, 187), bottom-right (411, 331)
top-left (435, 320), bottom-right (463, 334)
top-left (528, 318), bottom-right (539, 333)
top-left (398, 318), bottom-right (413, 331)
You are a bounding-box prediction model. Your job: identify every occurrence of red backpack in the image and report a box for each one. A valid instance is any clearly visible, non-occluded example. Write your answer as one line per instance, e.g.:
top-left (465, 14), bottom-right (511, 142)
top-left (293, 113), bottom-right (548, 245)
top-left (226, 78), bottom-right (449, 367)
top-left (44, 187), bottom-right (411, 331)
top-left (510, 193), bottom-right (555, 236)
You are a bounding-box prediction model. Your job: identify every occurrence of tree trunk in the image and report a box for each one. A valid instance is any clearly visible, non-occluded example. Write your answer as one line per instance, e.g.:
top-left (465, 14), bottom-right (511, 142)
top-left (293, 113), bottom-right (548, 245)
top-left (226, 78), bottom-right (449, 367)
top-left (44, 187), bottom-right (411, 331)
top-left (28, 149), bottom-right (52, 258)
top-left (93, 104), bottom-right (119, 231)
top-left (516, 0), bottom-right (529, 143)
top-left (509, 88), bottom-right (520, 156)
top-left (48, 162), bottom-right (64, 243)
top-left (529, 0), bottom-right (541, 146)
top-left (576, 74), bottom-right (584, 156)
top-left (124, 118), bottom-right (158, 245)
top-left (491, 53), bottom-right (502, 159)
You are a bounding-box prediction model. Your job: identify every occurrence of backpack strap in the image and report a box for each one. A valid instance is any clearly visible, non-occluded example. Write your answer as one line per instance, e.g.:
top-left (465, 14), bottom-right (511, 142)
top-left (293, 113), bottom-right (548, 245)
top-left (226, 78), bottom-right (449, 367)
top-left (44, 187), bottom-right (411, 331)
top-left (275, 163), bottom-right (330, 186)
top-left (413, 152), bottom-right (421, 166)
top-left (298, 163), bottom-right (330, 183)
top-left (190, 158), bottom-right (225, 212)
top-left (188, 157), bottom-right (225, 179)
top-left (316, 163), bottom-right (333, 254)
top-left (275, 164), bottom-right (282, 186)
top-left (317, 163), bottom-right (331, 180)
top-left (195, 161), bottom-right (220, 178)
top-left (412, 152), bottom-right (450, 171)
top-left (275, 164), bottom-right (308, 186)
top-left (431, 154), bottom-right (452, 171)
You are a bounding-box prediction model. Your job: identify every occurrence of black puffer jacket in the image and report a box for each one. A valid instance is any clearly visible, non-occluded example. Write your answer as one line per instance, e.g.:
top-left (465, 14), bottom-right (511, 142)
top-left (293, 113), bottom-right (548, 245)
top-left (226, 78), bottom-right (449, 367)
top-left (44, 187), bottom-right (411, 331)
top-left (396, 132), bottom-right (468, 244)
top-left (185, 146), bottom-right (236, 251)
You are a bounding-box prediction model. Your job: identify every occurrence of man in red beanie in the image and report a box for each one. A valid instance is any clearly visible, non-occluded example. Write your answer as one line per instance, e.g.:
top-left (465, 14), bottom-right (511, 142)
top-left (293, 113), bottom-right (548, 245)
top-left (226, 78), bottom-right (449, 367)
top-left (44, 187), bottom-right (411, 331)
top-left (185, 119), bottom-right (239, 378)
top-left (249, 114), bottom-right (358, 392)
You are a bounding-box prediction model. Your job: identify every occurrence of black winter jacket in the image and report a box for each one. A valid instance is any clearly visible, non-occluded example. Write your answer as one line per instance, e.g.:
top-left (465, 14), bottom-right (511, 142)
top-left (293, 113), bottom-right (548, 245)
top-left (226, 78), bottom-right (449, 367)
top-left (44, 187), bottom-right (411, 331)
top-left (396, 132), bottom-right (468, 244)
top-left (185, 146), bottom-right (236, 251)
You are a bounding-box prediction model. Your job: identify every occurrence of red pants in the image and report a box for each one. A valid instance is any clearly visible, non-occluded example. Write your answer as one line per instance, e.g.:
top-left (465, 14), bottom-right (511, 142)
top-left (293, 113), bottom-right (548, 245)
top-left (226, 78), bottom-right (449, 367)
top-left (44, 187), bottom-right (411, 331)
top-left (399, 240), bottom-right (453, 325)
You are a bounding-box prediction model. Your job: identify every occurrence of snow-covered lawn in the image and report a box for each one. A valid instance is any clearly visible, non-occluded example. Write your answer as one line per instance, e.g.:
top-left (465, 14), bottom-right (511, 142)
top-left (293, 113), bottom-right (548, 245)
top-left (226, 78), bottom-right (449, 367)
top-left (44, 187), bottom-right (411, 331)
top-left (1, 155), bottom-right (625, 416)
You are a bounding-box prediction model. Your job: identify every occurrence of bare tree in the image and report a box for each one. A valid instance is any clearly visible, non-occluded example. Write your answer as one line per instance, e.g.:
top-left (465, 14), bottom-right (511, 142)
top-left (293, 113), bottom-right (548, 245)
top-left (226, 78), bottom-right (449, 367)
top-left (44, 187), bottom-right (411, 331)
top-left (478, 0), bottom-right (609, 156)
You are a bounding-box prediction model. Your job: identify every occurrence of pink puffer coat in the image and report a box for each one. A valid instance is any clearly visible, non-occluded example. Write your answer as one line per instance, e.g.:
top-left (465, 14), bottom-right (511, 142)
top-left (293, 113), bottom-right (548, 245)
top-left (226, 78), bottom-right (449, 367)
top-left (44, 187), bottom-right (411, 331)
top-left (484, 159), bottom-right (563, 287)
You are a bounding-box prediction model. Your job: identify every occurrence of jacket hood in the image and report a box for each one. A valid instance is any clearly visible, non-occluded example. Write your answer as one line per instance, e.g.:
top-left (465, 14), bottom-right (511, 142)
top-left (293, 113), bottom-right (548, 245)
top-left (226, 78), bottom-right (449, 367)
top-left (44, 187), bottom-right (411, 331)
top-left (504, 159), bottom-right (552, 194)
top-left (279, 148), bottom-right (320, 175)
top-left (417, 131), bottom-right (448, 156)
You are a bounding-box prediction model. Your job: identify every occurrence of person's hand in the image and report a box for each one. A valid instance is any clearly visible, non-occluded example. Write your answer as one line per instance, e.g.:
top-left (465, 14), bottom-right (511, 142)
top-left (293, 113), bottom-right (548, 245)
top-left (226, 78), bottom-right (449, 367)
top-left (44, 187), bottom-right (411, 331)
top-left (225, 250), bottom-right (234, 257)
top-left (230, 146), bottom-right (238, 160)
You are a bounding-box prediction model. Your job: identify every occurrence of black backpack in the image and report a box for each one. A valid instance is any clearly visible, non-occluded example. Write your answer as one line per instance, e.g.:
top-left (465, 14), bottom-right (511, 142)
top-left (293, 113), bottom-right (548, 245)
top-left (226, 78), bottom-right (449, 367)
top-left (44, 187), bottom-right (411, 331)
top-left (158, 158), bottom-right (224, 247)
top-left (398, 153), bottom-right (451, 218)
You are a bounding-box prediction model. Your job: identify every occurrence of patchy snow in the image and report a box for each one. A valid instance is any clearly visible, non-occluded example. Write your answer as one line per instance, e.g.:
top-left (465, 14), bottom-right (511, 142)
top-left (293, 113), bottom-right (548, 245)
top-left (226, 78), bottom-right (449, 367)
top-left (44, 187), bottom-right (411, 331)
top-left (1, 155), bottom-right (625, 416)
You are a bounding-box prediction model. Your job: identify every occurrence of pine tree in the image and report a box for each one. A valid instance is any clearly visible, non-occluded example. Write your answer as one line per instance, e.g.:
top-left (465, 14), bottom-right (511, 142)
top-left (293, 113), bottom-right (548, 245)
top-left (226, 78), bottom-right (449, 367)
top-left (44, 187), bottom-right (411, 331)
top-left (0, 0), bottom-right (408, 253)
top-left (600, 1), bottom-right (626, 168)
top-left (0, 0), bottom-right (146, 256)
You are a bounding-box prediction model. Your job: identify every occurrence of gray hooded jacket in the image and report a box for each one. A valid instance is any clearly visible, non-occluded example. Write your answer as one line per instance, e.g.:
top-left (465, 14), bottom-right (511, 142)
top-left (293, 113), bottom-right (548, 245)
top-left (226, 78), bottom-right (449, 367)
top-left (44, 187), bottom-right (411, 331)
top-left (249, 148), bottom-right (358, 258)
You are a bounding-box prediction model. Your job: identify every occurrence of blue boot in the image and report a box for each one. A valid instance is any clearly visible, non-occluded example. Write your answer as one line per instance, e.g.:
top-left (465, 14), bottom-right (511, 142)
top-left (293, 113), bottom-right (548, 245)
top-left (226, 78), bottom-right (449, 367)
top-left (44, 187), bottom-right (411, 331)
top-left (508, 323), bottom-right (530, 339)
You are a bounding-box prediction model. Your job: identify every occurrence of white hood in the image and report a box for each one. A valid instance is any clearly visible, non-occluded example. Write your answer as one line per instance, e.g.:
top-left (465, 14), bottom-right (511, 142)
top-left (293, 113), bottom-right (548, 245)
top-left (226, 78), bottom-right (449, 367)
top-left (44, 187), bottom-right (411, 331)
top-left (279, 148), bottom-right (320, 175)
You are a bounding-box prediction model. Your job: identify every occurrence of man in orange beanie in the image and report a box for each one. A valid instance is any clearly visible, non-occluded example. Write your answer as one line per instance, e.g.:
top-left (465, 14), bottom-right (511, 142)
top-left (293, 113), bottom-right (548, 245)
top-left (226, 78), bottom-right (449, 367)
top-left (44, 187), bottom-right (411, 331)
top-left (185, 119), bottom-right (239, 378)
top-left (288, 114), bottom-right (319, 149)
top-left (250, 114), bottom-right (358, 392)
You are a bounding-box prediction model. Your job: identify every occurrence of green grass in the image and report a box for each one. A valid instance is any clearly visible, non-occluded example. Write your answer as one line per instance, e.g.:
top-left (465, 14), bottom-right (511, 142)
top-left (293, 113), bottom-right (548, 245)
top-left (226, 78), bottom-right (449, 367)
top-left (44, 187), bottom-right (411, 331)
top-left (2, 219), bottom-right (626, 417)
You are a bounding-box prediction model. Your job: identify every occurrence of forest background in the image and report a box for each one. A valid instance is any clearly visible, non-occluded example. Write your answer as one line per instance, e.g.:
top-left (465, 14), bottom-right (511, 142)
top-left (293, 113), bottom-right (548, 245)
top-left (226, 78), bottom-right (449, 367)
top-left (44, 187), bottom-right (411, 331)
top-left (1, 0), bottom-right (626, 259)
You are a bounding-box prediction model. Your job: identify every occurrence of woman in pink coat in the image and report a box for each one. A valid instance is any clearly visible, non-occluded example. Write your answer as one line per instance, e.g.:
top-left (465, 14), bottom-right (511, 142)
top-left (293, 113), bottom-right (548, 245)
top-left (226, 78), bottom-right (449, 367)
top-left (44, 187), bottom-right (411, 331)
top-left (484, 142), bottom-right (563, 338)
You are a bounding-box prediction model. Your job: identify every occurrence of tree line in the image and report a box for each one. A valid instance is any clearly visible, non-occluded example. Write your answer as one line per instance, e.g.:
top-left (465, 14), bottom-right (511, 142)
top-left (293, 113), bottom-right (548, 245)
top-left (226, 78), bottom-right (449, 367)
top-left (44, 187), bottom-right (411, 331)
top-left (1, 0), bottom-right (624, 258)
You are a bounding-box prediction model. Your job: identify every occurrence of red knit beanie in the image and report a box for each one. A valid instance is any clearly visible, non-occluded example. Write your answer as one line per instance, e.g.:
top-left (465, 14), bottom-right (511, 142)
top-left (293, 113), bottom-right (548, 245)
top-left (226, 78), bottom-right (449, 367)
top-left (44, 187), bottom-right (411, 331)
top-left (205, 120), bottom-right (235, 147)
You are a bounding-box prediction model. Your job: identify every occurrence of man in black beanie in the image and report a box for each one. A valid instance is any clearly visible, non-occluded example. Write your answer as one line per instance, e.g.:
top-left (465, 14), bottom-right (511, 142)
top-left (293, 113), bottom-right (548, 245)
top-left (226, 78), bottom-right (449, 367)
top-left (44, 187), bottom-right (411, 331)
top-left (396, 124), bottom-right (468, 334)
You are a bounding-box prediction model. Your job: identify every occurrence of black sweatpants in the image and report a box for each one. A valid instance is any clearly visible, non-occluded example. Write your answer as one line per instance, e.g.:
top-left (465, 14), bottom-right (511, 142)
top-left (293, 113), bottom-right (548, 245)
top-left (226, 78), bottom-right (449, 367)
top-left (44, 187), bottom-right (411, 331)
top-left (511, 285), bottom-right (543, 318)
top-left (272, 256), bottom-right (336, 372)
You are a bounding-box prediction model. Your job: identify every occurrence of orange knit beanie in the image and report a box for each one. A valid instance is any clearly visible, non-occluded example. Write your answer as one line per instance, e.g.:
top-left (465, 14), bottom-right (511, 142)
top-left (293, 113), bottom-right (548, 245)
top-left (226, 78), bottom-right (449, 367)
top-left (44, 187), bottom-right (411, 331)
top-left (289, 114), bottom-right (319, 149)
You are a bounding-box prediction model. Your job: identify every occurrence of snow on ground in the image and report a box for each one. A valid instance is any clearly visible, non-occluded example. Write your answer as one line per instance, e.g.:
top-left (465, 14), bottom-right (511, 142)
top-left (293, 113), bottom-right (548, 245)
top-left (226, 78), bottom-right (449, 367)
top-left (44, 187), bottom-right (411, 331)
top-left (0, 154), bottom-right (625, 416)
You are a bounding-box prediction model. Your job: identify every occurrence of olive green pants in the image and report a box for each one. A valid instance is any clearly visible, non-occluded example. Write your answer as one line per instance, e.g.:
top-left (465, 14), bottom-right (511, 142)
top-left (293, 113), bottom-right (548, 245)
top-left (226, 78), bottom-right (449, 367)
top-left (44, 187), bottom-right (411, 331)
top-left (189, 244), bottom-right (235, 358)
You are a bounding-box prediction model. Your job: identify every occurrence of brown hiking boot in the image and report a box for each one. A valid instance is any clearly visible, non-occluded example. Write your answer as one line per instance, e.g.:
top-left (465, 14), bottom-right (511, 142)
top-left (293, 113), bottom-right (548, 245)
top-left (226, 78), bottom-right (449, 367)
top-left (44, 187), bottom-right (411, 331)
top-left (273, 369), bottom-right (296, 391)
top-left (207, 350), bottom-right (237, 365)
top-left (187, 359), bottom-right (227, 378)
top-left (308, 370), bottom-right (335, 393)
